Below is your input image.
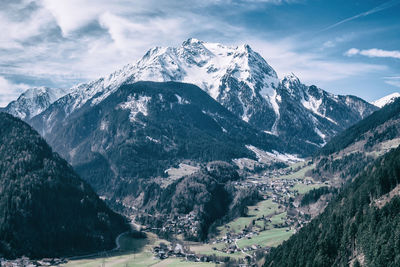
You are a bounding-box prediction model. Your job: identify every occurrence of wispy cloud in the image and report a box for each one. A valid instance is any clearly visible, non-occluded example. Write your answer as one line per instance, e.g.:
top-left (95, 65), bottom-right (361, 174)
top-left (345, 48), bottom-right (400, 59)
top-left (249, 38), bottom-right (386, 83)
top-left (0, 76), bottom-right (29, 107)
top-left (0, 0), bottom-right (394, 104)
top-left (384, 76), bottom-right (400, 88)
top-left (322, 0), bottom-right (400, 31)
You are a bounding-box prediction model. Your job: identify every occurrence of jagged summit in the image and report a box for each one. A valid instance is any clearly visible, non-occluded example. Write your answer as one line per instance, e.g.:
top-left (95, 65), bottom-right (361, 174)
top-left (34, 38), bottom-right (279, 126)
top-left (25, 39), bottom-right (377, 155)
top-left (282, 73), bottom-right (301, 89)
top-left (1, 87), bottom-right (69, 120)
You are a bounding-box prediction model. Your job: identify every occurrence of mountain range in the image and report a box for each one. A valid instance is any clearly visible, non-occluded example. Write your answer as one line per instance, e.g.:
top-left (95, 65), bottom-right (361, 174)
top-left (7, 39), bottom-right (377, 156)
top-left (0, 38), bottom-right (398, 264)
top-left (0, 39), bottom-right (381, 210)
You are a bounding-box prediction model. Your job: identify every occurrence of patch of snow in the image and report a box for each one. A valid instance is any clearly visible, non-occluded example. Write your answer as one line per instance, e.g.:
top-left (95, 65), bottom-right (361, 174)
top-left (120, 94), bottom-right (151, 122)
top-left (264, 130), bottom-right (278, 136)
top-left (302, 91), bottom-right (337, 125)
top-left (175, 94), bottom-right (190, 104)
top-left (146, 136), bottom-right (161, 143)
top-left (246, 145), bottom-right (302, 164)
top-left (305, 140), bottom-right (321, 147)
top-left (302, 95), bottom-right (322, 116)
top-left (268, 90), bottom-right (280, 135)
top-left (100, 119), bottom-right (108, 131)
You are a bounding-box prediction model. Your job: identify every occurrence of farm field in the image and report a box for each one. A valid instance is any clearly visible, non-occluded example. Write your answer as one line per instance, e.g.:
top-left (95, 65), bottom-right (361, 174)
top-left (236, 227), bottom-right (294, 248)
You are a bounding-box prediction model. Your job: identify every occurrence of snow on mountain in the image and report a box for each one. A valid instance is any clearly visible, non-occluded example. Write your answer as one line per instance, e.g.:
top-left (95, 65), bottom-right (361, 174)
top-left (119, 94), bottom-right (151, 122)
top-left (372, 92), bottom-right (400, 108)
top-left (29, 38), bottom-right (377, 156)
top-left (53, 38), bottom-right (278, 124)
top-left (275, 73), bottom-right (377, 150)
top-left (2, 87), bottom-right (69, 120)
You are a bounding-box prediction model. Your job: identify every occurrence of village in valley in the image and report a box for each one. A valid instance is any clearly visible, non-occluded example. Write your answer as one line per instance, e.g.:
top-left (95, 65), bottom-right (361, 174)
top-left (1, 161), bottom-right (330, 267)
top-left (145, 160), bottom-right (330, 265)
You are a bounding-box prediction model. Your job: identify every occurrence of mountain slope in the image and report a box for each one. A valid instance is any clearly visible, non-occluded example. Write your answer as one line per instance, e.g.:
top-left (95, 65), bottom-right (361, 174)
top-left (318, 98), bottom-right (400, 157)
top-left (275, 73), bottom-right (376, 149)
top-left (264, 144), bottom-right (400, 267)
top-left (0, 87), bottom-right (69, 120)
top-left (264, 99), bottom-right (400, 266)
top-left (31, 81), bottom-right (286, 196)
top-left (372, 92), bottom-right (400, 108)
top-left (137, 161), bottom-right (259, 241)
top-left (0, 112), bottom-right (128, 259)
top-left (28, 39), bottom-right (376, 156)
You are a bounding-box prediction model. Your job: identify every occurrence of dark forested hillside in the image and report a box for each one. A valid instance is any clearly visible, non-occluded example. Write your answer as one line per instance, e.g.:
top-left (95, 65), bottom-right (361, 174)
top-left (264, 145), bottom-right (400, 267)
top-left (0, 113), bottom-right (128, 259)
top-left (136, 162), bottom-right (260, 241)
top-left (307, 98), bottom-right (400, 187)
top-left (318, 98), bottom-right (400, 156)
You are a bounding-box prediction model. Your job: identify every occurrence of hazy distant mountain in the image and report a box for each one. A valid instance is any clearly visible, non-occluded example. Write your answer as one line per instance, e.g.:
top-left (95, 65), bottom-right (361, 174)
top-left (372, 92), bottom-right (400, 108)
top-left (0, 112), bottom-right (128, 259)
top-left (1, 87), bottom-right (69, 120)
top-left (27, 38), bottom-right (376, 155)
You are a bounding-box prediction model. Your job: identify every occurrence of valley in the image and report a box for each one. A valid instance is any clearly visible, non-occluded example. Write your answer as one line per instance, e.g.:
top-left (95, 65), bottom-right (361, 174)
top-left (53, 159), bottom-right (332, 266)
top-left (0, 37), bottom-right (399, 267)
top-left (2, 97), bottom-right (400, 266)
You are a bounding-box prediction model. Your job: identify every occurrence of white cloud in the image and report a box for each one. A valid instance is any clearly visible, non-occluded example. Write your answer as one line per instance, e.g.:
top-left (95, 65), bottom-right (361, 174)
top-left (0, 76), bottom-right (29, 107)
top-left (98, 12), bottom-right (185, 54)
top-left (384, 76), bottom-right (400, 88)
top-left (0, 0), bottom-right (391, 102)
top-left (345, 48), bottom-right (400, 59)
top-left (322, 33), bottom-right (356, 49)
top-left (0, 5), bottom-right (54, 49)
top-left (250, 39), bottom-right (386, 83)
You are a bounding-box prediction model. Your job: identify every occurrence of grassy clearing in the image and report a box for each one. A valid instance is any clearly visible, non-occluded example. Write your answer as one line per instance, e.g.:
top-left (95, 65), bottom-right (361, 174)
top-left (152, 258), bottom-right (216, 267)
top-left (248, 199), bottom-right (280, 218)
top-left (291, 183), bottom-right (324, 194)
top-left (216, 199), bottom-right (280, 237)
top-left (270, 212), bottom-right (286, 225)
top-left (62, 251), bottom-right (160, 267)
top-left (236, 228), bottom-right (294, 249)
top-left (276, 163), bottom-right (315, 180)
top-left (62, 232), bottom-right (168, 267)
top-left (190, 243), bottom-right (243, 259)
top-left (285, 160), bottom-right (310, 172)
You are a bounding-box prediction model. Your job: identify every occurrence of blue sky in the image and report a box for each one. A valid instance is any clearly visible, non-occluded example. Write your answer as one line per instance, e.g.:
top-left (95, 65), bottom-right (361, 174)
top-left (0, 0), bottom-right (399, 106)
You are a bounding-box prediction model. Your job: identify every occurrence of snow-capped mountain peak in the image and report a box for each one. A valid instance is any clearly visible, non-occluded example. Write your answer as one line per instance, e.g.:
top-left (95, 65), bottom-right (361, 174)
top-left (372, 92), bottom-right (400, 108)
top-left (46, 38), bottom-right (279, 122)
top-left (28, 39), bottom-right (377, 156)
top-left (2, 87), bottom-right (69, 120)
